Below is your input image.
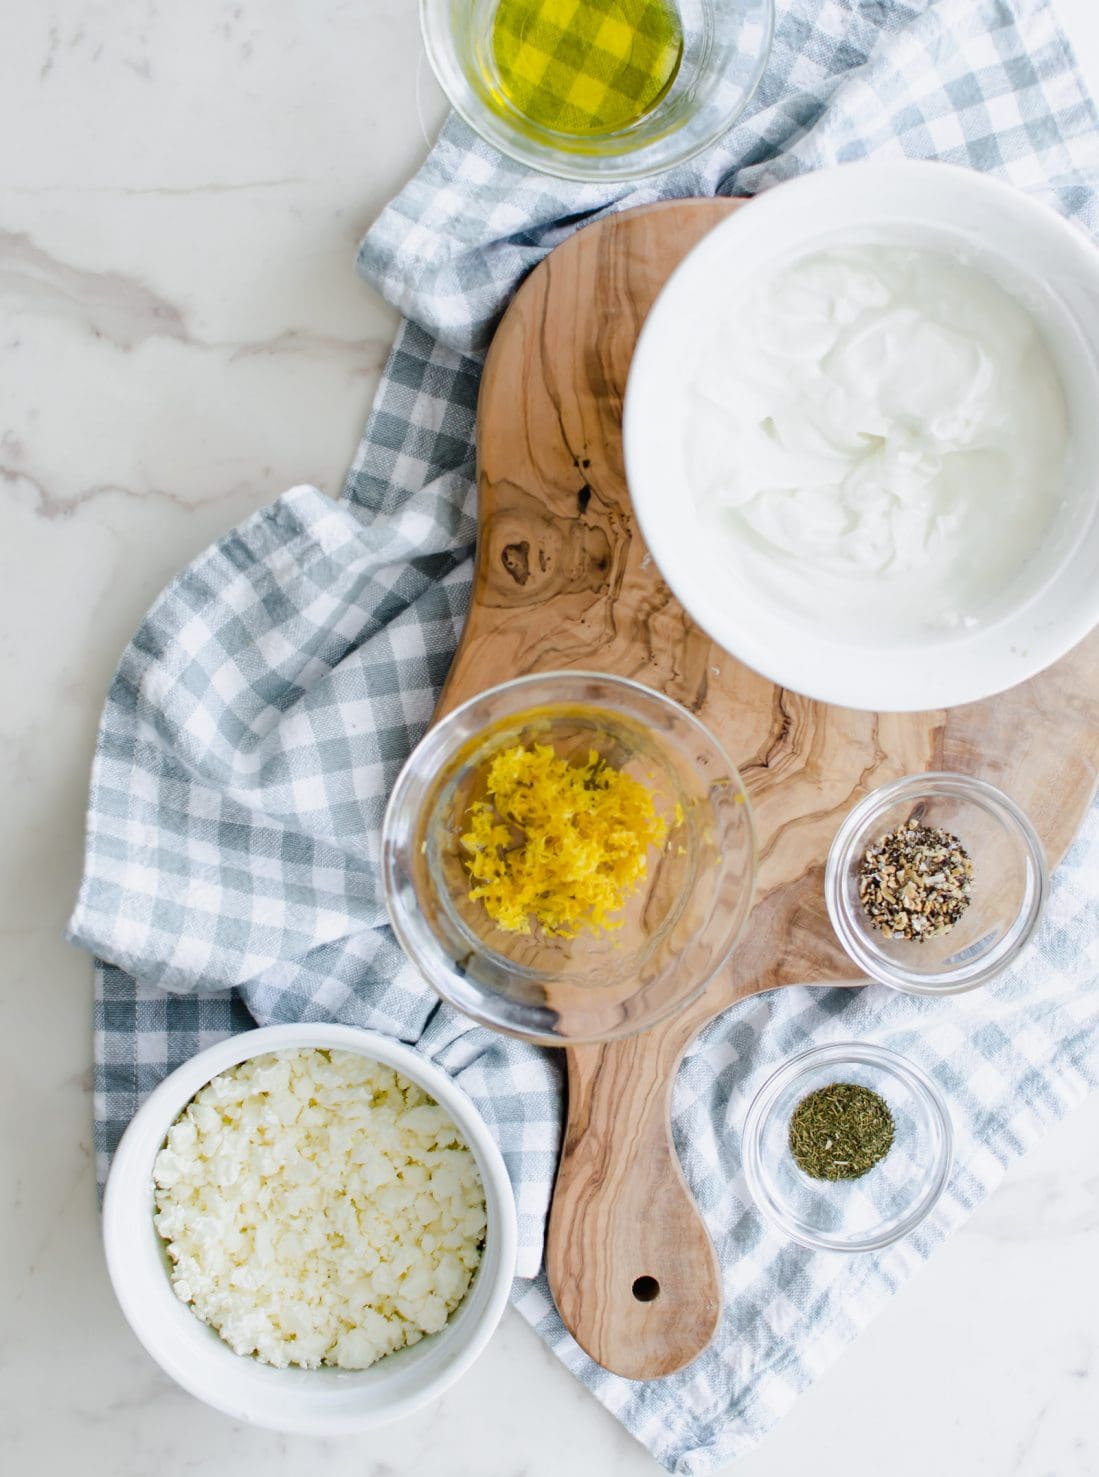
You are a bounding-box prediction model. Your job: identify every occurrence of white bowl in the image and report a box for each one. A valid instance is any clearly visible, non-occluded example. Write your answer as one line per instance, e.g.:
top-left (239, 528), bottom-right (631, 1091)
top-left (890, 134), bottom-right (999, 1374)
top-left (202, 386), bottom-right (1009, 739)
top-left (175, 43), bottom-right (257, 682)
top-left (624, 161), bottom-right (1099, 711)
top-left (102, 1023), bottom-right (517, 1434)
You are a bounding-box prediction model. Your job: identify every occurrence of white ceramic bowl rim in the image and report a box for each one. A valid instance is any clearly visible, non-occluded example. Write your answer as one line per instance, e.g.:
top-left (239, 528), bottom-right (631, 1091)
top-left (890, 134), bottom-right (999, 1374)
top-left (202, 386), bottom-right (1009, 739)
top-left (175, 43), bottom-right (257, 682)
top-left (624, 160), bottom-right (1099, 711)
top-left (102, 1023), bottom-right (518, 1435)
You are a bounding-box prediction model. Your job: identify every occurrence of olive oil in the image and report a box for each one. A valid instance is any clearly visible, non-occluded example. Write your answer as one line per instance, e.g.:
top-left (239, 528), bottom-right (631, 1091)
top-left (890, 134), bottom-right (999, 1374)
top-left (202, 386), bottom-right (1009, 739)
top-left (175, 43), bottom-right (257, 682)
top-left (490, 0), bottom-right (683, 139)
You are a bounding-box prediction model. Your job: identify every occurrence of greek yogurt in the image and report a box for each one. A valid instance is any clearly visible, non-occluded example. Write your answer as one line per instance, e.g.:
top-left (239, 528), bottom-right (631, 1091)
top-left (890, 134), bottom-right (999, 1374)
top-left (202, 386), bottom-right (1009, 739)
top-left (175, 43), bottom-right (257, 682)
top-left (685, 243), bottom-right (1069, 639)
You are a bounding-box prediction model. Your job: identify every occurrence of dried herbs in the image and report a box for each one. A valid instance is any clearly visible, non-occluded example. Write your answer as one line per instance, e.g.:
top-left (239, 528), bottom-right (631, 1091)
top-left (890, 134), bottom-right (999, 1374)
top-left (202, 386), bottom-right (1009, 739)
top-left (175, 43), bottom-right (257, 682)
top-left (788, 1082), bottom-right (895, 1180)
top-left (858, 818), bottom-right (974, 941)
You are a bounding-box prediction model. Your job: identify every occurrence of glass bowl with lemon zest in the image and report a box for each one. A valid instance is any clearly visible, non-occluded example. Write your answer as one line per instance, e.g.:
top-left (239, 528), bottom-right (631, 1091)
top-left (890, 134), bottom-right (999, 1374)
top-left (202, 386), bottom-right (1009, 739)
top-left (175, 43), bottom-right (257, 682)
top-left (382, 671), bottom-right (755, 1044)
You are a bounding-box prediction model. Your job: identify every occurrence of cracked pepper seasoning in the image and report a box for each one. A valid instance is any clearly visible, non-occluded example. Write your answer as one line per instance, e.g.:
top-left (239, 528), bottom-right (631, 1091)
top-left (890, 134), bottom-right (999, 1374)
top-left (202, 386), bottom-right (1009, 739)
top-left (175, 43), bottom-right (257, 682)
top-left (788, 1082), bottom-right (896, 1181)
top-left (858, 817), bottom-right (974, 941)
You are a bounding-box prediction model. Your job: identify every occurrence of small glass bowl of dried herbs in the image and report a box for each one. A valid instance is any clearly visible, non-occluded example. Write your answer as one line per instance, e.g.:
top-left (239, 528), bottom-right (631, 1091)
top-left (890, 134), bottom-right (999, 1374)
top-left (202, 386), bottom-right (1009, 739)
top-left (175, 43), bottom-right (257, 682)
top-left (824, 772), bottom-right (1048, 996)
top-left (742, 1042), bottom-right (953, 1252)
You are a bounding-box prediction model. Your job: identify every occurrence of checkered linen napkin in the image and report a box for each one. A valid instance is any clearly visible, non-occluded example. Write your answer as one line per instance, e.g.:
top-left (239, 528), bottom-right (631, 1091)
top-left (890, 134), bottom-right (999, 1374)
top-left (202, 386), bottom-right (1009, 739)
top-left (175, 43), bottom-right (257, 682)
top-left (70, 0), bottom-right (1099, 1469)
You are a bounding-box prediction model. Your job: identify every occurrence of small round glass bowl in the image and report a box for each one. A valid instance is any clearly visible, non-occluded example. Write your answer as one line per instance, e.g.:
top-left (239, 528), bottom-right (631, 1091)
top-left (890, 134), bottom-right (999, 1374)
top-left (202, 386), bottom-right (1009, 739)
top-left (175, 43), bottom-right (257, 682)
top-left (419, 0), bottom-right (774, 183)
top-left (382, 671), bottom-right (756, 1044)
top-left (825, 772), bottom-right (1049, 996)
top-left (742, 1043), bottom-right (953, 1253)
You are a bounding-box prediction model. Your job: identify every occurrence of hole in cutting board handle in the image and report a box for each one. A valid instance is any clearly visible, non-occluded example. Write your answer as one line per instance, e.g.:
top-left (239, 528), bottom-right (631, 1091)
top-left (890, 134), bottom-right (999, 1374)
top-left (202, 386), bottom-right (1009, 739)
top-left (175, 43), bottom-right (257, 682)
top-left (632, 1275), bottom-right (660, 1302)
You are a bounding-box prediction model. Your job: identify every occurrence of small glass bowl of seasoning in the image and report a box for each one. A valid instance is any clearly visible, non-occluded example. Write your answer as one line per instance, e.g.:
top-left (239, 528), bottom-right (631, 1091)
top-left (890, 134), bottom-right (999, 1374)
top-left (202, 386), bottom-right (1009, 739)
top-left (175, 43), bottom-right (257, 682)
top-left (824, 772), bottom-right (1048, 996)
top-left (742, 1042), bottom-right (953, 1253)
top-left (419, 0), bottom-right (774, 183)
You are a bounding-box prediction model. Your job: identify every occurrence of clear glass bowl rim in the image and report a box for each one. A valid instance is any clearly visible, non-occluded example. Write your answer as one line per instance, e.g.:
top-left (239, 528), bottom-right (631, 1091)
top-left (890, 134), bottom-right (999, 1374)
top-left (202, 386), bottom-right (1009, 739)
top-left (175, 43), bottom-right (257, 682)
top-left (417, 0), bottom-right (777, 184)
top-left (823, 771), bottom-right (1049, 996)
top-left (741, 1040), bottom-right (954, 1254)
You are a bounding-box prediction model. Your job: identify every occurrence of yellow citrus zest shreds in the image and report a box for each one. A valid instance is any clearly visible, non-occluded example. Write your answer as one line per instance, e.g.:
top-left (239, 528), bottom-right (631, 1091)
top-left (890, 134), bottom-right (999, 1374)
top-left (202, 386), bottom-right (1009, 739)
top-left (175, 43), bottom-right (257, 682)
top-left (461, 743), bottom-right (668, 937)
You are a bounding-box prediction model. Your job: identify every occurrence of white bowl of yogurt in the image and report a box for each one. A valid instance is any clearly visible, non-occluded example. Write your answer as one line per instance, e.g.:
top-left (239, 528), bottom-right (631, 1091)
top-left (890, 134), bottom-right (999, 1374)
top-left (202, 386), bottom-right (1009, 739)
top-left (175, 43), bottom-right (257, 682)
top-left (624, 161), bottom-right (1099, 711)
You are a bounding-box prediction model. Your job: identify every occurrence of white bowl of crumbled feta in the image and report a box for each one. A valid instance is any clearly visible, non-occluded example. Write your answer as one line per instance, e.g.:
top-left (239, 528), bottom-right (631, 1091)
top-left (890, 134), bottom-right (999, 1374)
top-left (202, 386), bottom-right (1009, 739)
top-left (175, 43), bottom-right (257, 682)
top-left (102, 1024), bottom-right (517, 1434)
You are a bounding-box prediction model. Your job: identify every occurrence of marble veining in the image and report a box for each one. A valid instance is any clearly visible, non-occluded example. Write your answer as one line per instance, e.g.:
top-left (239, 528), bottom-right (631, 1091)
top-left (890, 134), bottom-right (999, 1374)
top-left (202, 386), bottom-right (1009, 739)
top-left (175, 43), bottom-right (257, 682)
top-left (2, 2), bottom-right (1098, 1474)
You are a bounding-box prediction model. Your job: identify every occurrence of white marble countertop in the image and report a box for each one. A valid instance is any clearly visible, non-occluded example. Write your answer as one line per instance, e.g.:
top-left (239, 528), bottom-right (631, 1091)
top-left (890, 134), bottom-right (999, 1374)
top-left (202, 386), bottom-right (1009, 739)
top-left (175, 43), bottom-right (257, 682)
top-left (4, 3), bottom-right (1098, 1473)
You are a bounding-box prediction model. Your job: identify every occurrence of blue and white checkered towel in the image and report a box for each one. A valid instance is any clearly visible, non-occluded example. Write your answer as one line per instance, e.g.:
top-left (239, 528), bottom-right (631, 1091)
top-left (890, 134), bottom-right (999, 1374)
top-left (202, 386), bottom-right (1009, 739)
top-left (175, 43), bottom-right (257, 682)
top-left (71, 1), bottom-right (1099, 1469)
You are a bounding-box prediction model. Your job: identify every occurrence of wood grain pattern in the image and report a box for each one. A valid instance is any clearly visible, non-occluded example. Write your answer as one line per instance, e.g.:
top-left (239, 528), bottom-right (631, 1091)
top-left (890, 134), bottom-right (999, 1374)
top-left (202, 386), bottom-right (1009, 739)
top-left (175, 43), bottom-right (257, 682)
top-left (548, 1024), bottom-right (722, 1380)
top-left (434, 200), bottom-right (1099, 1379)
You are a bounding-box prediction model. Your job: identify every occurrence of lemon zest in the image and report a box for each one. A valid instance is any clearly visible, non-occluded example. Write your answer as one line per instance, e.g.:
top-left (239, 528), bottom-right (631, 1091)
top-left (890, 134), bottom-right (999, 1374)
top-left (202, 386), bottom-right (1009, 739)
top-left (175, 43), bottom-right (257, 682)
top-left (461, 743), bottom-right (667, 936)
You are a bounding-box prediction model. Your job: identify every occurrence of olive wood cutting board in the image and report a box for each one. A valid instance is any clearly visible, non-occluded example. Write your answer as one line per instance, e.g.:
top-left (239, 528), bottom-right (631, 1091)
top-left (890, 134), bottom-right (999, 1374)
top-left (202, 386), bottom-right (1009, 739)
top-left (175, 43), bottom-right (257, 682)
top-left (432, 199), bottom-right (1099, 1380)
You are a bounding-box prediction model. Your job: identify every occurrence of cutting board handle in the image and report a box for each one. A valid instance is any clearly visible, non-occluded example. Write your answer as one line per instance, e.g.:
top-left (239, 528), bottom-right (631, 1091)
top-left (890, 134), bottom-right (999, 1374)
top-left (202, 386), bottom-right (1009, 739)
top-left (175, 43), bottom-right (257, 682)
top-left (545, 1029), bottom-right (722, 1380)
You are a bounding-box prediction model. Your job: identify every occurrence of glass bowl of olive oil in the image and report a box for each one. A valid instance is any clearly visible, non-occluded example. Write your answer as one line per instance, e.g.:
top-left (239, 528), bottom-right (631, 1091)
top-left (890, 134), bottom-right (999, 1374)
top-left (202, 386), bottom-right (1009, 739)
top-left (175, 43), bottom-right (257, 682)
top-left (420, 0), bottom-right (774, 181)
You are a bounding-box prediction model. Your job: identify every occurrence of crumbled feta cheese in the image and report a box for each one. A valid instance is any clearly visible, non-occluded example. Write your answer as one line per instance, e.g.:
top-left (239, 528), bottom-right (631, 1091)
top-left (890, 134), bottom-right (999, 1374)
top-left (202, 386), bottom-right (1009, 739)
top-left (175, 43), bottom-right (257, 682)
top-left (152, 1048), bottom-right (487, 1370)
